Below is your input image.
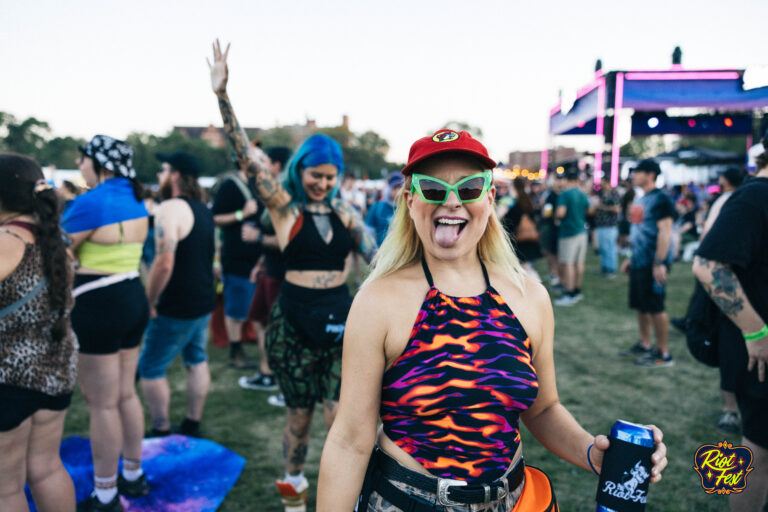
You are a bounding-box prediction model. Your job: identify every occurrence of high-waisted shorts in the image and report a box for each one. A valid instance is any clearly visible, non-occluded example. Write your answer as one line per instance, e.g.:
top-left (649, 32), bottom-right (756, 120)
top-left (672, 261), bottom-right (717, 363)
top-left (71, 275), bottom-right (149, 355)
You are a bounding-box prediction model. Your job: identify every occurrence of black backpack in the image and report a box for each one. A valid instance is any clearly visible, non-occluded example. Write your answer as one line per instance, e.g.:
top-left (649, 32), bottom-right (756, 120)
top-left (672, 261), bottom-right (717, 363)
top-left (685, 281), bottom-right (721, 367)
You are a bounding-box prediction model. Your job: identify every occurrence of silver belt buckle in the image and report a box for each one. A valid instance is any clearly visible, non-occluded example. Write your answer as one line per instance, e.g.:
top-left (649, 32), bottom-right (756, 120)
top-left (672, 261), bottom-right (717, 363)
top-left (497, 476), bottom-right (508, 500)
top-left (437, 477), bottom-right (467, 506)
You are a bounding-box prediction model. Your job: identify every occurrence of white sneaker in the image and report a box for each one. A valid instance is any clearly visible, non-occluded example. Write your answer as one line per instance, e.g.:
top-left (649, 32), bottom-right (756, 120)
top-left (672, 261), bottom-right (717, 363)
top-left (276, 476), bottom-right (309, 512)
top-left (554, 295), bottom-right (577, 307)
top-left (268, 394), bottom-right (286, 407)
top-left (571, 293), bottom-right (583, 303)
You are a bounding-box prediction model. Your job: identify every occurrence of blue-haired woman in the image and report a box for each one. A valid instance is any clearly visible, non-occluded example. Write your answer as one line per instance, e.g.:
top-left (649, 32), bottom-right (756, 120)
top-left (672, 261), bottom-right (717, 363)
top-left (208, 40), bottom-right (376, 512)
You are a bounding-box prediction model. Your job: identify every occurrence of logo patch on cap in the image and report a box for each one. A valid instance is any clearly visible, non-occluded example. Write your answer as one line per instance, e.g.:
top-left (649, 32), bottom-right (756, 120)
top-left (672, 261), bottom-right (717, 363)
top-left (432, 130), bottom-right (460, 143)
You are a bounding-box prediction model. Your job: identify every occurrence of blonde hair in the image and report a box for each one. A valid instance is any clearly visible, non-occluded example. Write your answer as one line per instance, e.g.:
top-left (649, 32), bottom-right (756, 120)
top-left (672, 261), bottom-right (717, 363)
top-left (364, 178), bottom-right (527, 293)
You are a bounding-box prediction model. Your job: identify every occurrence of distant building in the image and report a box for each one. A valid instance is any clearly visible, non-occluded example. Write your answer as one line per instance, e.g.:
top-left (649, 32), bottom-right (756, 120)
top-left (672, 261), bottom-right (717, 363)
top-left (174, 115), bottom-right (350, 148)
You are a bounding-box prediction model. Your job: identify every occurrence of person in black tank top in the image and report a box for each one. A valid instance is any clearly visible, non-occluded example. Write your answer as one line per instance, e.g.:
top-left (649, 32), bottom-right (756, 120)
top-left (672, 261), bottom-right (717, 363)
top-left (139, 153), bottom-right (216, 440)
top-left (209, 42), bottom-right (378, 512)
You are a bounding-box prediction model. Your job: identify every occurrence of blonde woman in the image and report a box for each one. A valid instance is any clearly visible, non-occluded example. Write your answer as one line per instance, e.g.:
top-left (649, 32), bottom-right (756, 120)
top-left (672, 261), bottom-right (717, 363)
top-left (318, 130), bottom-right (668, 511)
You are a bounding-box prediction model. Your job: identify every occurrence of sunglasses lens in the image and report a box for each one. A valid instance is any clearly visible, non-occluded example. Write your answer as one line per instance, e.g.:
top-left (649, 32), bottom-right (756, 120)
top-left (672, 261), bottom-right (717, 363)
top-left (457, 177), bottom-right (486, 201)
top-left (419, 180), bottom-right (448, 202)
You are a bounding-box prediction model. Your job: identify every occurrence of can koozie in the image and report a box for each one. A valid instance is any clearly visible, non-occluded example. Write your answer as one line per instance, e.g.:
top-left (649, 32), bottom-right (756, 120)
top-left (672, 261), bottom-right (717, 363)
top-left (596, 437), bottom-right (653, 512)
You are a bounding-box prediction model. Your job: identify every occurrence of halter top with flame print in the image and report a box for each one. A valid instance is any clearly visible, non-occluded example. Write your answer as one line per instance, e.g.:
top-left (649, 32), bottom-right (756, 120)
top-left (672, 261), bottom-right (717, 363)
top-left (380, 257), bottom-right (538, 483)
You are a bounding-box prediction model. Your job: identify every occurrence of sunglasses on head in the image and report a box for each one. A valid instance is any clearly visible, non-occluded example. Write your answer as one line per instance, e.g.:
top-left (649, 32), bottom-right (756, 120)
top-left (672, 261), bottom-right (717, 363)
top-left (410, 171), bottom-right (493, 204)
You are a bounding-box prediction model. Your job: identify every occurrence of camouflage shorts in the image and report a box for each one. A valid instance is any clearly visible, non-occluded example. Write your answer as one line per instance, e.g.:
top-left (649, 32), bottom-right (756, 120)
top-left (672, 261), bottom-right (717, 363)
top-left (365, 476), bottom-right (524, 512)
top-left (265, 299), bottom-right (342, 409)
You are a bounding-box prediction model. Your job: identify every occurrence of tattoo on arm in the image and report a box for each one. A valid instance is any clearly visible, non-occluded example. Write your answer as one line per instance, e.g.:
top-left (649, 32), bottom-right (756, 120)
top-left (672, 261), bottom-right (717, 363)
top-left (155, 221), bottom-right (178, 254)
top-left (216, 92), bottom-right (291, 211)
top-left (694, 256), bottom-right (745, 316)
top-left (333, 199), bottom-right (377, 263)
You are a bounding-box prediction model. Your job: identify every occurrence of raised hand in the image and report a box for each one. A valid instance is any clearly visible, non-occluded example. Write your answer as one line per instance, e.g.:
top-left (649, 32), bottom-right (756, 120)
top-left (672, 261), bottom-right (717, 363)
top-left (207, 39), bottom-right (230, 95)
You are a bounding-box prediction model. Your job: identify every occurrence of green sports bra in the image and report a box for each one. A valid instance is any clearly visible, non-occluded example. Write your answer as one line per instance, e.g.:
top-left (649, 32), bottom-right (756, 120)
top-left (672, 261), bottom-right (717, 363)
top-left (76, 223), bottom-right (143, 274)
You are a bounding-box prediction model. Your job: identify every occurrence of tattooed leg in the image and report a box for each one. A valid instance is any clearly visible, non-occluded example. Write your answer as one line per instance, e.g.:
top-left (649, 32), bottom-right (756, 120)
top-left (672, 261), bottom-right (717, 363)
top-left (284, 407), bottom-right (313, 475)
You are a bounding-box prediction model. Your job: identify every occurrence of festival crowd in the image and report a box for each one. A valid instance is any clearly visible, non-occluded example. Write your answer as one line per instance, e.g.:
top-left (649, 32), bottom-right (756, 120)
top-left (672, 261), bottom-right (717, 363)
top-left (2, 40), bottom-right (768, 512)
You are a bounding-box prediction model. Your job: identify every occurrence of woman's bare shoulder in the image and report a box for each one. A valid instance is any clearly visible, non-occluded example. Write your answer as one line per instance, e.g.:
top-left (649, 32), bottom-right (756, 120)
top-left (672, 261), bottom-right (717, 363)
top-left (0, 231), bottom-right (28, 282)
top-left (357, 263), bottom-right (424, 303)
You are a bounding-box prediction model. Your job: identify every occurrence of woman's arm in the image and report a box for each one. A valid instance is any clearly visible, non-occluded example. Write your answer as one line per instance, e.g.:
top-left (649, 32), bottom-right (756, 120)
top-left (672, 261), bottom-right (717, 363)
top-left (521, 285), bottom-right (668, 481)
top-left (317, 282), bottom-right (388, 510)
top-left (332, 198), bottom-right (377, 263)
top-left (208, 40), bottom-right (293, 217)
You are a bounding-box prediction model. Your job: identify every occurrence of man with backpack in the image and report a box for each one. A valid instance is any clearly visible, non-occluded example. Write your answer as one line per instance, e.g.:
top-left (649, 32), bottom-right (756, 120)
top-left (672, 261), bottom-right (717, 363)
top-left (211, 150), bottom-right (269, 377)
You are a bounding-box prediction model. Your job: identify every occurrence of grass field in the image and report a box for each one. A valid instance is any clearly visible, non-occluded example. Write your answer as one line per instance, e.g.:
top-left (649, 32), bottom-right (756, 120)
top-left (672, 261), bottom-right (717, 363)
top-left (61, 252), bottom-right (734, 511)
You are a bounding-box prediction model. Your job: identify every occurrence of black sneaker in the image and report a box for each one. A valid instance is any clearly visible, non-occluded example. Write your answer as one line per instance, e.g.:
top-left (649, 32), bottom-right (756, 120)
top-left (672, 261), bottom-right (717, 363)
top-left (179, 418), bottom-right (203, 438)
top-left (145, 427), bottom-right (171, 438)
top-left (238, 372), bottom-right (279, 391)
top-left (228, 349), bottom-right (259, 370)
top-left (636, 349), bottom-right (674, 368)
top-left (118, 473), bottom-right (150, 497)
top-left (717, 411), bottom-right (740, 434)
top-left (77, 493), bottom-right (123, 512)
top-left (620, 342), bottom-right (653, 357)
top-left (671, 317), bottom-right (687, 333)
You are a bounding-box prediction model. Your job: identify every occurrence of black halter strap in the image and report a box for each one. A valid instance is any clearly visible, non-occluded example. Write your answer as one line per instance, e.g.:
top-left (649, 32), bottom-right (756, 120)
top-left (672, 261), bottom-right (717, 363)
top-left (420, 253), bottom-right (491, 289)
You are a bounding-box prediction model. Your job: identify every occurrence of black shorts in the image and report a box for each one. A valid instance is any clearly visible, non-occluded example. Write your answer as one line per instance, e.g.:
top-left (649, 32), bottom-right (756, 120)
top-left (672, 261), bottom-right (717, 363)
top-left (71, 275), bottom-right (149, 355)
top-left (736, 392), bottom-right (768, 450)
top-left (629, 266), bottom-right (665, 313)
top-left (0, 384), bottom-right (71, 432)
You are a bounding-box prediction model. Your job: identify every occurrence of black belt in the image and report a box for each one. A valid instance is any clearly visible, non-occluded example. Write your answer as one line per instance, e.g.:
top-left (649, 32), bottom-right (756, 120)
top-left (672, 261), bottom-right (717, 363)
top-left (371, 447), bottom-right (524, 509)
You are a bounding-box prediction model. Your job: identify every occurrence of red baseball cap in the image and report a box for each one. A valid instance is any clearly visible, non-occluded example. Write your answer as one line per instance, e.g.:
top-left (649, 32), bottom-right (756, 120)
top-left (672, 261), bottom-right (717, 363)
top-left (401, 129), bottom-right (497, 175)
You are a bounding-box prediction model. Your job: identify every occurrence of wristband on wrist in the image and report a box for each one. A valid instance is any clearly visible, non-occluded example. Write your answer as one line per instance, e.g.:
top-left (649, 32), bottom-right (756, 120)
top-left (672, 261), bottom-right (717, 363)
top-left (653, 258), bottom-right (664, 266)
top-left (587, 443), bottom-right (599, 475)
top-left (744, 325), bottom-right (768, 342)
top-left (235, 210), bottom-right (244, 222)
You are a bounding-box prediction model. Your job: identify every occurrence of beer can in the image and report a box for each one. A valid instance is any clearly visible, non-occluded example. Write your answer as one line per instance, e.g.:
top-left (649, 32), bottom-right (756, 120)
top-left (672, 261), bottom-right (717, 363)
top-left (596, 420), bottom-right (654, 512)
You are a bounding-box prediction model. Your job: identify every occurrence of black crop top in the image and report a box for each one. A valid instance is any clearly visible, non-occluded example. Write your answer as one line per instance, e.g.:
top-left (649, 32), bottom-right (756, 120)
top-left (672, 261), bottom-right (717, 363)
top-left (283, 207), bottom-right (354, 272)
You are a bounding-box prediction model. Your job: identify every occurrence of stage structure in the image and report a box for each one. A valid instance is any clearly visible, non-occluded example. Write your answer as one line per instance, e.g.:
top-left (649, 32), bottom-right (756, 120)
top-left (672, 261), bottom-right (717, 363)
top-left (545, 54), bottom-right (768, 187)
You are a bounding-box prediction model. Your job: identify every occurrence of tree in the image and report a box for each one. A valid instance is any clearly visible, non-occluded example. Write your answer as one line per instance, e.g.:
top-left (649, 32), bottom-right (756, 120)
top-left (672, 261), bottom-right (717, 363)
top-left (620, 136), bottom-right (667, 159)
top-left (259, 126), bottom-right (297, 150)
top-left (127, 130), bottom-right (232, 184)
top-left (346, 130), bottom-right (389, 179)
top-left (677, 135), bottom-right (746, 154)
top-left (431, 121), bottom-right (484, 138)
top-left (0, 112), bottom-right (51, 157)
top-left (314, 126), bottom-right (392, 179)
top-left (37, 136), bottom-right (86, 169)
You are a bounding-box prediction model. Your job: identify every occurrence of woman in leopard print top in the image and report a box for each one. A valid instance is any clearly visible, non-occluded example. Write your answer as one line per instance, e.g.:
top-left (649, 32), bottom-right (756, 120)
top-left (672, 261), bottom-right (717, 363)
top-left (0, 153), bottom-right (78, 511)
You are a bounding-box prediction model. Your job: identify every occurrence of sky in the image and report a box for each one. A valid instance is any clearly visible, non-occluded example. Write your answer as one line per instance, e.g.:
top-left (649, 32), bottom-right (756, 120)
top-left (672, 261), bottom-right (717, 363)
top-left (2, 0), bottom-right (767, 165)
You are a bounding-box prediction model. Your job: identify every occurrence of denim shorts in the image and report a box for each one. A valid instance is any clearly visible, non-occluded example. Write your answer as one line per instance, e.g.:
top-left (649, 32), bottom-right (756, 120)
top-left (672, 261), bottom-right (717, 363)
top-left (138, 313), bottom-right (211, 379)
top-left (222, 273), bottom-right (256, 321)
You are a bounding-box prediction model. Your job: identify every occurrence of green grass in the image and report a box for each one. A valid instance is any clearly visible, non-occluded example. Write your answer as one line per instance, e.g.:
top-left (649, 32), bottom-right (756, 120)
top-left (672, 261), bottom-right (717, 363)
top-left (62, 252), bottom-right (732, 511)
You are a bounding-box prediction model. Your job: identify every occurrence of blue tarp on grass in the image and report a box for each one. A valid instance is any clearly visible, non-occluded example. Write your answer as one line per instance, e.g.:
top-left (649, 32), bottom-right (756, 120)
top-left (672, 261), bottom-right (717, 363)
top-left (26, 435), bottom-right (245, 512)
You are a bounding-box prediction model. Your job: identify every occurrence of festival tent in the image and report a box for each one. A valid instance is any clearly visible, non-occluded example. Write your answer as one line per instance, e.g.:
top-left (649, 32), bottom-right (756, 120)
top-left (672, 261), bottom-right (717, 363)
top-left (546, 65), bottom-right (768, 186)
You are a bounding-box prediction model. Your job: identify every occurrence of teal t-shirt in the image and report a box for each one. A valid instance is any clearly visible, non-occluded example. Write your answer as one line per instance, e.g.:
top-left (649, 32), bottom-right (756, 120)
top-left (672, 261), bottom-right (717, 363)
top-left (556, 187), bottom-right (590, 238)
